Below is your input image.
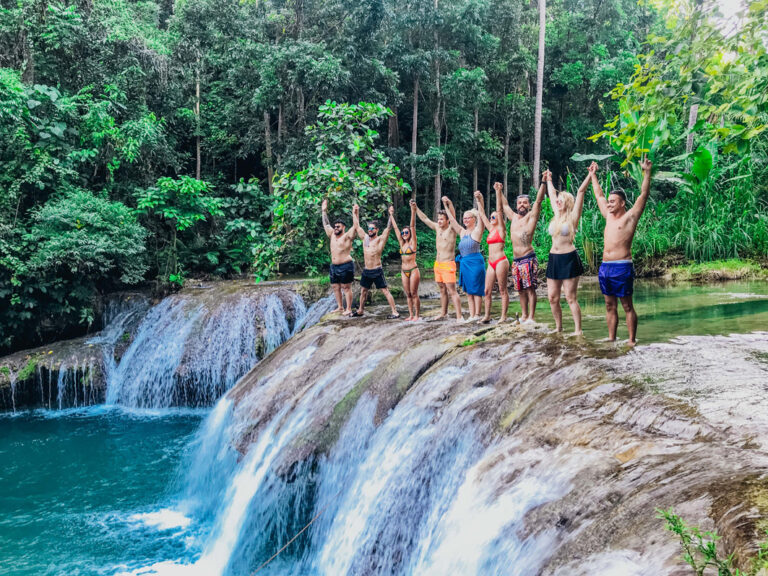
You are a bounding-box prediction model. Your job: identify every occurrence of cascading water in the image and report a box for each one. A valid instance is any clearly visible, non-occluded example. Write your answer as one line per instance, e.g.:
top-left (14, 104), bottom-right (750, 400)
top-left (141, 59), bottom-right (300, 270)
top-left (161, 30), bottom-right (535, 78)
top-left (111, 312), bottom-right (768, 576)
top-left (104, 289), bottom-right (313, 409)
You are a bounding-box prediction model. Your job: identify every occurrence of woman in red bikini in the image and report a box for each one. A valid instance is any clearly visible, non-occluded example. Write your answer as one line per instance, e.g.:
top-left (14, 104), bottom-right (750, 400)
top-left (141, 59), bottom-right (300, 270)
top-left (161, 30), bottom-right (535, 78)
top-left (476, 182), bottom-right (509, 323)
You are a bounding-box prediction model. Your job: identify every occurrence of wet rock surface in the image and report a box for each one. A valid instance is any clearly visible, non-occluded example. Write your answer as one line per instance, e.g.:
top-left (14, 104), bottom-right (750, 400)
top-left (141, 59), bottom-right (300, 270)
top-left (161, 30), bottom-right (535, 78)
top-left (220, 305), bottom-right (768, 574)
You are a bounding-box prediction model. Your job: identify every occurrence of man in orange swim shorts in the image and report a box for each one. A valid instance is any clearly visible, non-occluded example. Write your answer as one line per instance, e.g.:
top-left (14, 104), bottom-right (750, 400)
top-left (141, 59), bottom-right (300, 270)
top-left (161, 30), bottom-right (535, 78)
top-left (414, 201), bottom-right (463, 320)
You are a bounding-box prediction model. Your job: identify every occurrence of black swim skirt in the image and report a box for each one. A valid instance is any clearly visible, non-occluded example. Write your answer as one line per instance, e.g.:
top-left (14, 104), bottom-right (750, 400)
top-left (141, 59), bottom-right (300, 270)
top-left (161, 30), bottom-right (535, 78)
top-left (330, 261), bottom-right (354, 284)
top-left (545, 250), bottom-right (584, 280)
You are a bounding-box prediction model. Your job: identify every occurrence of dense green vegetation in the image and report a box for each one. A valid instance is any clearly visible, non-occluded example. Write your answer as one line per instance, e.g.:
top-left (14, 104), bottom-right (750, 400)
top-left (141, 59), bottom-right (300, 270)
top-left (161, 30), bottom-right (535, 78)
top-left (1, 0), bottom-right (767, 353)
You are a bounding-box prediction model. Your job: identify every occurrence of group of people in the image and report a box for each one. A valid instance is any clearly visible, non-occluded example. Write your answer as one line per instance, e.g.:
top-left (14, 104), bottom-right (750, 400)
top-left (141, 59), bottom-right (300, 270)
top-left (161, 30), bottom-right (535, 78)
top-left (321, 159), bottom-right (653, 344)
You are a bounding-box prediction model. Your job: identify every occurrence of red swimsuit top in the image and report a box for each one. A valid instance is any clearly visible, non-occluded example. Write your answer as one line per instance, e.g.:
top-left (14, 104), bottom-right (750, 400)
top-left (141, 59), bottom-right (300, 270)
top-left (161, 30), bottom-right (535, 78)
top-left (486, 229), bottom-right (504, 245)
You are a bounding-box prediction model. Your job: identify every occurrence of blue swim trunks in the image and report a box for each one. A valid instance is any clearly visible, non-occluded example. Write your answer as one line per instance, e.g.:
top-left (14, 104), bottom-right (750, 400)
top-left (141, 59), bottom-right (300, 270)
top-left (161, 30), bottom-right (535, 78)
top-left (599, 260), bottom-right (635, 298)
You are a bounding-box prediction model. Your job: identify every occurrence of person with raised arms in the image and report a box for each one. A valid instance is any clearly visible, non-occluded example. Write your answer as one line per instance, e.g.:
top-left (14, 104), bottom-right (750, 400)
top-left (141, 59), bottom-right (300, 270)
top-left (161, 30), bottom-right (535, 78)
top-left (501, 179), bottom-right (546, 323)
top-left (589, 159), bottom-right (653, 346)
top-left (350, 204), bottom-right (400, 319)
top-left (543, 168), bottom-right (591, 335)
top-left (390, 202), bottom-right (421, 321)
top-left (413, 200), bottom-right (463, 321)
top-left (441, 193), bottom-right (485, 321)
top-left (476, 182), bottom-right (510, 323)
top-left (321, 198), bottom-right (357, 315)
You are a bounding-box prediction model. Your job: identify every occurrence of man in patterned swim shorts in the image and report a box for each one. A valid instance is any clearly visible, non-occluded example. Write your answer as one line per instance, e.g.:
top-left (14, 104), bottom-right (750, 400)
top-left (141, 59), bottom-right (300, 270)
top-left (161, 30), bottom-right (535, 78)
top-left (502, 179), bottom-right (546, 322)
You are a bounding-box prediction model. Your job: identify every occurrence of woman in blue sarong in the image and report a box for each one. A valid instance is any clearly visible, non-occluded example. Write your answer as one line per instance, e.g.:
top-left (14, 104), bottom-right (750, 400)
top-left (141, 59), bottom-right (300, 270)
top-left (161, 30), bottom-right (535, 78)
top-left (441, 192), bottom-right (486, 321)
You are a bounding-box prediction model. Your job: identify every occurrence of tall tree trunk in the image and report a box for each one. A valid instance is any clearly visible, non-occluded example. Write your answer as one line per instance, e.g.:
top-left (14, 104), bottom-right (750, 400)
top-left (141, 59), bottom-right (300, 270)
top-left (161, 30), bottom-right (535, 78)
top-left (686, 104), bottom-right (699, 154)
top-left (195, 55), bottom-right (201, 180)
top-left (519, 138), bottom-right (524, 196)
top-left (533, 0), bottom-right (546, 189)
top-left (411, 74), bottom-right (419, 199)
top-left (277, 102), bottom-right (283, 165)
top-left (389, 110), bottom-right (401, 209)
top-left (503, 119), bottom-right (510, 197)
top-left (264, 111), bottom-right (274, 195)
top-left (433, 0), bottom-right (442, 217)
top-left (473, 107), bottom-right (479, 192)
top-left (297, 87), bottom-right (305, 130)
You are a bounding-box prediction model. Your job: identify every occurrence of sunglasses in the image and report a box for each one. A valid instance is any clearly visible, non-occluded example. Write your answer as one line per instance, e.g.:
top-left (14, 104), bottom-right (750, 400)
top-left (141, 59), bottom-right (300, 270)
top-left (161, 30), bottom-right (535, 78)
top-left (367, 226), bottom-right (376, 231)
top-left (402, 229), bottom-right (410, 235)
top-left (490, 215), bottom-right (497, 220)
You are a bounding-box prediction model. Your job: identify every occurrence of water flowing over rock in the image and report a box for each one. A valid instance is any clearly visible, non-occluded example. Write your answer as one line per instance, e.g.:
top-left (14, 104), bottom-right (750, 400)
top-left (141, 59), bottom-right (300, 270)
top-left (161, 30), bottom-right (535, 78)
top-left (1, 282), bottom-right (325, 411)
top-left (131, 316), bottom-right (768, 576)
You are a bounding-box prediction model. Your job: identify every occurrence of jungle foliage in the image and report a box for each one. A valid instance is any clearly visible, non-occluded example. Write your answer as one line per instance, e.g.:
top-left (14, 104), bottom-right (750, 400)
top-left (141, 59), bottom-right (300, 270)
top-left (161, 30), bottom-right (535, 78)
top-left (0, 0), bottom-right (766, 352)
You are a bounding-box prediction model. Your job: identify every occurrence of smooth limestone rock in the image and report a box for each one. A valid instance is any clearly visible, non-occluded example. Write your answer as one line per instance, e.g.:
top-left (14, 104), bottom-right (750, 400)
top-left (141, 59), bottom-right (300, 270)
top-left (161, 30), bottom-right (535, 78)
top-left (211, 311), bottom-right (768, 575)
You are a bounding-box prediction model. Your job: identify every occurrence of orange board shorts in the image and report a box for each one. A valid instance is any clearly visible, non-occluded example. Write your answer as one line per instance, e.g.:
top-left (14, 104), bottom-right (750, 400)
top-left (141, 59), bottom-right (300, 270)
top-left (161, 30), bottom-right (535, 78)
top-left (434, 260), bottom-right (457, 284)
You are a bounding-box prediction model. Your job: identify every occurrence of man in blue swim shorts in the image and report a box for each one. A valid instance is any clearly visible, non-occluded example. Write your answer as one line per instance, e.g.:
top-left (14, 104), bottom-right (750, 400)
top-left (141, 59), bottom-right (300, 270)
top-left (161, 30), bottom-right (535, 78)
top-left (588, 159), bottom-right (653, 345)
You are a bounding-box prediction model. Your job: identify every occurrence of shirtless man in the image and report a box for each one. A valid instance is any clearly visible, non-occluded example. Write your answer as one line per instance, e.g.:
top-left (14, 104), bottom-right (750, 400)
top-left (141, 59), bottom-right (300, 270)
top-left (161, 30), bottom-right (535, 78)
top-left (414, 200), bottom-right (463, 320)
top-left (501, 180), bottom-right (546, 322)
top-left (589, 159), bottom-right (653, 345)
top-left (321, 199), bottom-right (357, 315)
top-left (351, 204), bottom-right (400, 319)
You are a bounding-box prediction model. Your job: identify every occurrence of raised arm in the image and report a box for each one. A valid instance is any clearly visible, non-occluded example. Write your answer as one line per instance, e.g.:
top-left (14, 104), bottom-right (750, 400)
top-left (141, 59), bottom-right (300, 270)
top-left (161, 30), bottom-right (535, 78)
top-left (588, 162), bottom-right (608, 218)
top-left (442, 196), bottom-right (464, 235)
top-left (389, 206), bottom-right (404, 247)
top-left (472, 191), bottom-right (486, 241)
top-left (529, 182), bottom-right (547, 224)
top-left (380, 207), bottom-right (393, 245)
top-left (414, 203), bottom-right (437, 231)
top-left (409, 200), bottom-right (418, 250)
top-left (629, 158), bottom-right (653, 219)
top-left (475, 191), bottom-right (492, 230)
top-left (500, 186), bottom-right (515, 220)
top-left (321, 199), bottom-right (333, 237)
top-left (544, 170), bottom-right (559, 217)
top-left (573, 171), bottom-right (591, 225)
top-left (352, 204), bottom-right (366, 240)
top-left (493, 182), bottom-right (506, 237)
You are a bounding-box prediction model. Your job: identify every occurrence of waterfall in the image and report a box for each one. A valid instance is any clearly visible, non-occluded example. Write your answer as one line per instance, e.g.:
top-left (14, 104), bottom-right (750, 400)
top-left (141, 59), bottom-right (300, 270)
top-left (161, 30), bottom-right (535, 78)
top-left (104, 289), bottom-right (318, 409)
top-left (111, 316), bottom-right (768, 576)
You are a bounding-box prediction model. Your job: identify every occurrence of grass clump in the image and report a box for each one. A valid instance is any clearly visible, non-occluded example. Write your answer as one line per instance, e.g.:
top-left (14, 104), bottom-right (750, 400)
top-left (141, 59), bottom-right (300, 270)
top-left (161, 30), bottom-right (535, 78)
top-left (16, 356), bottom-right (40, 381)
top-left (659, 508), bottom-right (768, 575)
top-left (460, 336), bottom-right (486, 347)
top-left (666, 260), bottom-right (765, 282)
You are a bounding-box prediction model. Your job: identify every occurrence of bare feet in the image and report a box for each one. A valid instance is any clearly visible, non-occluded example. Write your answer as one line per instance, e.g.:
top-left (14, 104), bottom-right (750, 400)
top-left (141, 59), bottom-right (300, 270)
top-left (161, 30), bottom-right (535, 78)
top-left (627, 340), bottom-right (637, 347)
top-left (433, 314), bottom-right (447, 321)
top-left (331, 307), bottom-right (344, 314)
top-left (479, 316), bottom-right (492, 324)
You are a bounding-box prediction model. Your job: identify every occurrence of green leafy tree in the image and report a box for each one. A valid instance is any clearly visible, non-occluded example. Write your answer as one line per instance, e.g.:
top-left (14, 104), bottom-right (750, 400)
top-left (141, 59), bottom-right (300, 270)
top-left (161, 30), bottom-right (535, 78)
top-left (136, 176), bottom-right (223, 286)
top-left (263, 101), bottom-right (410, 277)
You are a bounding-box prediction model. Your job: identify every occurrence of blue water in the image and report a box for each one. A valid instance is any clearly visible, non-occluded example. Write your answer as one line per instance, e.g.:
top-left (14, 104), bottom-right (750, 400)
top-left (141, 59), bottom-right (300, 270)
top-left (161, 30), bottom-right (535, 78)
top-left (0, 407), bottom-right (204, 576)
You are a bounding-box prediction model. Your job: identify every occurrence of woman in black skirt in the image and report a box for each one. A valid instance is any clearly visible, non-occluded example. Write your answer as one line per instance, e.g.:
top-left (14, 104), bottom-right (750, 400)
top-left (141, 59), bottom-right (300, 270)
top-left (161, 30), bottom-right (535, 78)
top-left (543, 168), bottom-right (592, 334)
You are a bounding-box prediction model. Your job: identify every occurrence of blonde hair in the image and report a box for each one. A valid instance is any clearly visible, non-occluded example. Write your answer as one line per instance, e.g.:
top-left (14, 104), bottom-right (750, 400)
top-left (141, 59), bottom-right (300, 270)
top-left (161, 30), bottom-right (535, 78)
top-left (552, 191), bottom-right (576, 241)
top-left (463, 210), bottom-right (479, 229)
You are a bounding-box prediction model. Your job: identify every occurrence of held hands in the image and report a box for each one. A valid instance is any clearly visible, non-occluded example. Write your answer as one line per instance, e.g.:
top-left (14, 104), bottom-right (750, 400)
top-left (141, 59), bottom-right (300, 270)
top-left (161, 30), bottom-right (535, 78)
top-left (588, 162), bottom-right (598, 175)
top-left (542, 170), bottom-right (552, 183)
top-left (353, 203), bottom-right (359, 215)
top-left (321, 198), bottom-right (328, 211)
top-left (641, 157), bottom-right (653, 173)
top-left (441, 195), bottom-right (451, 206)
top-left (410, 198), bottom-right (417, 211)
top-left (473, 190), bottom-right (483, 204)
top-left (493, 182), bottom-right (503, 193)
top-left (388, 205), bottom-right (395, 216)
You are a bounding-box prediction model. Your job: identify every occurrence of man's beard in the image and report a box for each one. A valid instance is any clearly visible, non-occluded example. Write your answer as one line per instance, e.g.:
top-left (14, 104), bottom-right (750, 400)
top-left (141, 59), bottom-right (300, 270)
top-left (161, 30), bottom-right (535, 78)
top-left (334, 229), bottom-right (343, 236)
top-left (518, 208), bottom-right (528, 216)
top-left (368, 231), bottom-right (376, 237)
